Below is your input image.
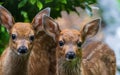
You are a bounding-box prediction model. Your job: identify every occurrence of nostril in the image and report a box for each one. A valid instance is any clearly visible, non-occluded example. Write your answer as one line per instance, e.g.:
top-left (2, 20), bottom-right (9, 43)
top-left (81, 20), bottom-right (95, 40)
top-left (18, 46), bottom-right (28, 54)
top-left (66, 52), bottom-right (76, 60)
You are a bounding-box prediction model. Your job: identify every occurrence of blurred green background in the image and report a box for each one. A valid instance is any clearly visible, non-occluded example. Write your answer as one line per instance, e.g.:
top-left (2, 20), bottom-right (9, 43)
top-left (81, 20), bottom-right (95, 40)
top-left (0, 0), bottom-right (96, 54)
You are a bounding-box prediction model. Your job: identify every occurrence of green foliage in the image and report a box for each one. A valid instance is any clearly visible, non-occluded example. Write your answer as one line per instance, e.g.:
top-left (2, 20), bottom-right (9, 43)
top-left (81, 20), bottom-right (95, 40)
top-left (36, 1), bottom-right (43, 10)
top-left (0, 2), bottom-right (3, 5)
top-left (21, 11), bottom-right (30, 22)
top-left (30, 0), bottom-right (36, 5)
top-left (0, 0), bottom-right (96, 54)
top-left (0, 25), bottom-right (9, 54)
top-left (45, 0), bottom-right (53, 3)
top-left (18, 0), bottom-right (28, 8)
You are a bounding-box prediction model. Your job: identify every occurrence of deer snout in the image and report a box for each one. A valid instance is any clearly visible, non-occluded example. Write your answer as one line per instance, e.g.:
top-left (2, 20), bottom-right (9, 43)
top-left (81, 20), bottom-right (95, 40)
top-left (18, 46), bottom-right (28, 54)
top-left (65, 51), bottom-right (76, 60)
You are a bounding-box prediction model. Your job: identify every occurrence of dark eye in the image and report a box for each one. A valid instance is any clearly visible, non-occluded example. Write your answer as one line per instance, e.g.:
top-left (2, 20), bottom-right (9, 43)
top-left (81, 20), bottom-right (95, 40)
top-left (59, 41), bottom-right (64, 46)
top-left (77, 42), bottom-right (82, 47)
top-left (11, 34), bottom-right (16, 40)
top-left (29, 35), bottom-right (34, 41)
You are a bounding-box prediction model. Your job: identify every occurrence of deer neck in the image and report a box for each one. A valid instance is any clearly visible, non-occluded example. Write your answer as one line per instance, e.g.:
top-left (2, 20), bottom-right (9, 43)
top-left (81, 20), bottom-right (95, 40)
top-left (33, 31), bottom-right (57, 54)
top-left (28, 31), bottom-right (57, 75)
top-left (3, 48), bottom-right (29, 75)
top-left (57, 56), bottom-right (82, 75)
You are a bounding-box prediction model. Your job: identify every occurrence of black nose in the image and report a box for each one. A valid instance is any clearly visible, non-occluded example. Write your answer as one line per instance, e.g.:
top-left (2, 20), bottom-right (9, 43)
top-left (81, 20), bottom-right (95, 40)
top-left (18, 46), bottom-right (28, 54)
top-left (66, 51), bottom-right (76, 60)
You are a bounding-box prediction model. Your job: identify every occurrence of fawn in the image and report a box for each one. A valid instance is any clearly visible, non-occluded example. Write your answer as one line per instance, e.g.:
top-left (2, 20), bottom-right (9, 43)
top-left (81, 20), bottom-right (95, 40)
top-left (0, 6), bottom-right (50, 75)
top-left (43, 15), bottom-right (116, 75)
top-left (28, 7), bottom-right (56, 75)
top-left (28, 13), bottom-right (57, 75)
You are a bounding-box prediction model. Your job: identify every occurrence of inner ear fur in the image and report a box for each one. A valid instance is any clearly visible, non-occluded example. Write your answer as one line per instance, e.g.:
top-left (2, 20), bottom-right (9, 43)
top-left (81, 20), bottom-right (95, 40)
top-left (0, 5), bottom-right (15, 32)
top-left (43, 15), bottom-right (61, 41)
top-left (81, 19), bottom-right (101, 41)
top-left (31, 7), bottom-right (51, 32)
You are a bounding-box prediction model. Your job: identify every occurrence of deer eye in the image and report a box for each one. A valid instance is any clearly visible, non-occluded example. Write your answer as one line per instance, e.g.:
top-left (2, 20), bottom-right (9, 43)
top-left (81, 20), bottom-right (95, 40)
top-left (29, 35), bottom-right (34, 41)
top-left (11, 34), bottom-right (16, 40)
top-left (77, 42), bottom-right (82, 48)
top-left (59, 41), bottom-right (64, 46)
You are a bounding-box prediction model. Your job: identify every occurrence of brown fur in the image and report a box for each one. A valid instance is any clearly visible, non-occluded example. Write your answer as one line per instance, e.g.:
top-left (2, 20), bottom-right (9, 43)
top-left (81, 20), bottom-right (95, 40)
top-left (27, 7), bottom-right (56, 75)
top-left (0, 6), bottom-right (56, 75)
top-left (0, 22), bottom-right (34, 75)
top-left (82, 40), bottom-right (116, 75)
top-left (55, 7), bottom-right (100, 30)
top-left (43, 15), bottom-right (116, 75)
top-left (28, 31), bottom-right (57, 75)
top-left (1, 46), bottom-right (29, 75)
top-left (56, 30), bottom-right (116, 75)
top-left (0, 5), bottom-right (36, 75)
top-left (56, 29), bottom-right (82, 75)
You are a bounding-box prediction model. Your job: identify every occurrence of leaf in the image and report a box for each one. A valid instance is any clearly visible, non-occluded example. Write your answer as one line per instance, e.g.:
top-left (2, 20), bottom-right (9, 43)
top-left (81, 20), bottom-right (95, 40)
top-left (1, 26), bottom-right (5, 32)
top-left (37, 1), bottom-right (43, 10)
top-left (18, 0), bottom-right (27, 8)
top-left (45, 0), bottom-right (53, 3)
top-left (29, 0), bottom-right (36, 5)
top-left (60, 0), bottom-right (67, 4)
top-left (21, 11), bottom-right (30, 22)
top-left (55, 7), bottom-right (60, 11)
top-left (21, 11), bottom-right (27, 18)
top-left (85, 5), bottom-right (93, 16)
top-left (0, 2), bottom-right (4, 5)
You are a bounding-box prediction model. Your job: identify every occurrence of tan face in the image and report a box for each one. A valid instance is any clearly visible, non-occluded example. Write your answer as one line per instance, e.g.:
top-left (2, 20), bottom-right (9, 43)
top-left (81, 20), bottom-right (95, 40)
top-left (0, 6), bottom-right (51, 56)
top-left (42, 15), bottom-right (100, 61)
top-left (9, 23), bottom-right (35, 55)
top-left (57, 29), bottom-right (82, 61)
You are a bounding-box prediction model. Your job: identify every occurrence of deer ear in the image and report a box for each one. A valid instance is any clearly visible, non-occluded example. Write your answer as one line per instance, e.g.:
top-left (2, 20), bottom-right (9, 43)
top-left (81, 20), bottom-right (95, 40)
top-left (0, 6), bottom-right (15, 32)
top-left (31, 7), bottom-right (50, 32)
top-left (43, 15), bottom-right (61, 41)
top-left (81, 19), bottom-right (101, 41)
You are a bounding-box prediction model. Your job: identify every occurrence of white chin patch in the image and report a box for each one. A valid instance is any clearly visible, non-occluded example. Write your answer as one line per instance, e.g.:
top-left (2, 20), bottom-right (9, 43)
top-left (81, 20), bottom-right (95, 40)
top-left (66, 58), bottom-right (72, 61)
top-left (17, 52), bottom-right (27, 56)
top-left (17, 52), bottom-right (21, 55)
